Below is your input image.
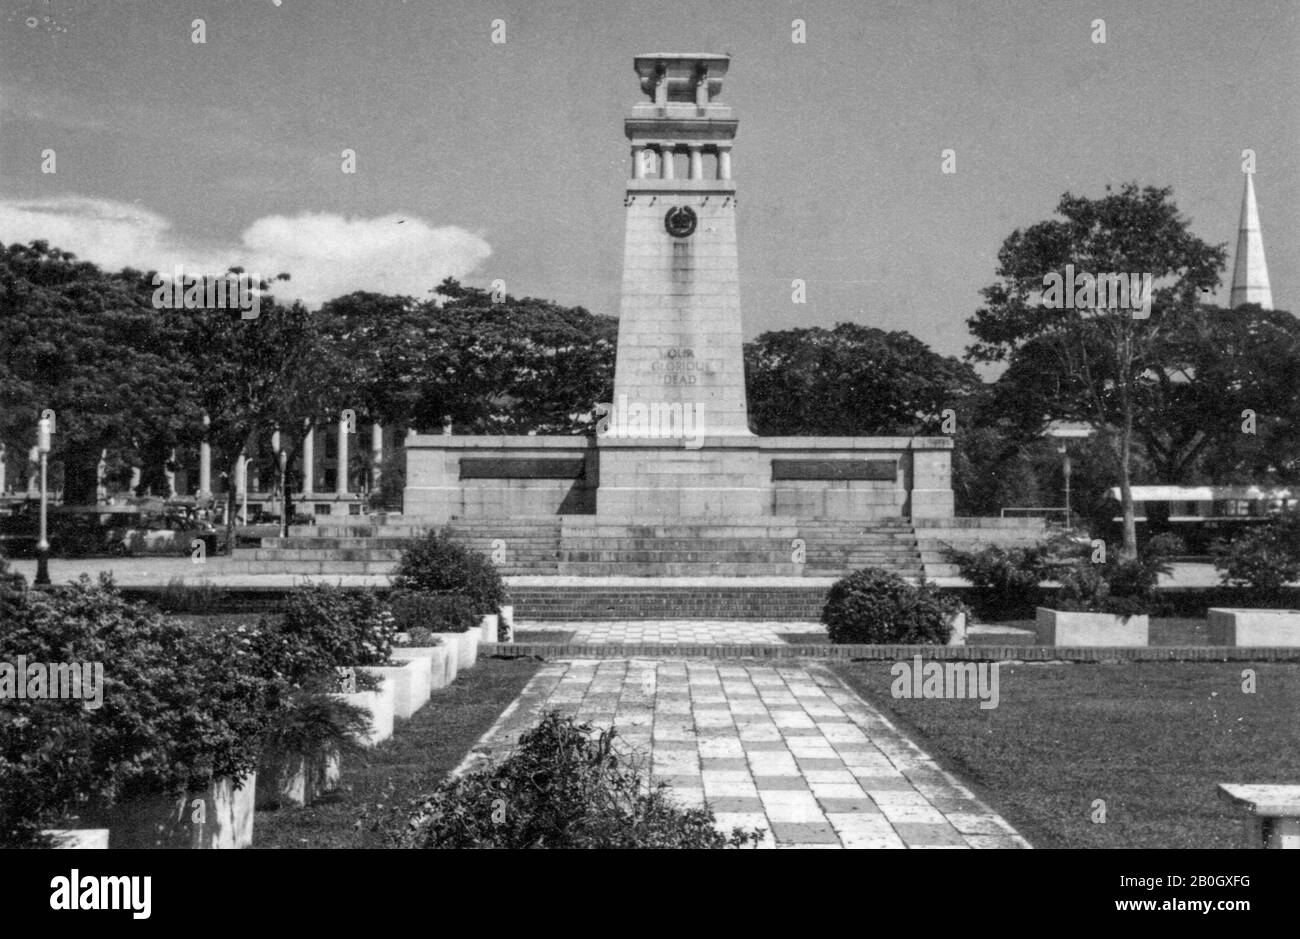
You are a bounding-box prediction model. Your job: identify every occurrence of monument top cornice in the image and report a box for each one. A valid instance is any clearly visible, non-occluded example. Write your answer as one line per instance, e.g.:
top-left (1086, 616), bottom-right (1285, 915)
top-left (633, 53), bottom-right (730, 106)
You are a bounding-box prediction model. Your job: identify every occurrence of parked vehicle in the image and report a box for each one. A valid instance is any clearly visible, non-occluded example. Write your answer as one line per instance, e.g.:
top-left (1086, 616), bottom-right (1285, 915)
top-left (1101, 484), bottom-right (1298, 554)
top-left (0, 502), bottom-right (113, 558)
top-left (106, 514), bottom-right (227, 557)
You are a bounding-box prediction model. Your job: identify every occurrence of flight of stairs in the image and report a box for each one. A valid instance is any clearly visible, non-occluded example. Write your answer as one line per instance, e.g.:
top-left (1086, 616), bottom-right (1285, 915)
top-left (227, 515), bottom-right (926, 578)
top-left (913, 517), bottom-right (1054, 578)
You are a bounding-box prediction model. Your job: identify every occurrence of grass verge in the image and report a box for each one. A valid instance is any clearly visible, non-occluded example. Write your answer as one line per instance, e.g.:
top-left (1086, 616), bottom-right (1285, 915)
top-left (254, 655), bottom-right (542, 848)
top-left (831, 659), bottom-right (1300, 848)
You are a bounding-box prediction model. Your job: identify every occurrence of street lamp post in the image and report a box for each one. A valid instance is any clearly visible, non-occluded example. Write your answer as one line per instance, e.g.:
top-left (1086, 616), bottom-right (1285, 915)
top-left (35, 417), bottom-right (51, 585)
top-left (241, 460), bottom-right (254, 528)
top-left (1058, 445), bottom-right (1073, 529)
top-left (278, 448), bottom-right (288, 539)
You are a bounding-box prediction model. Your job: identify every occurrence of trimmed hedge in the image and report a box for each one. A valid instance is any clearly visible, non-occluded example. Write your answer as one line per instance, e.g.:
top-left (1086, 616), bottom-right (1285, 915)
top-left (390, 591), bottom-right (478, 634)
top-left (822, 567), bottom-right (965, 644)
top-left (392, 528), bottom-right (506, 616)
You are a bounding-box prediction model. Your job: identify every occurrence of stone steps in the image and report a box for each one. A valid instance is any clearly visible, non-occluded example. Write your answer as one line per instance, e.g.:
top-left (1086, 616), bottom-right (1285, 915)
top-left (557, 562), bottom-right (809, 576)
top-left (511, 585), bottom-right (833, 620)
top-left (235, 514), bottom-right (930, 579)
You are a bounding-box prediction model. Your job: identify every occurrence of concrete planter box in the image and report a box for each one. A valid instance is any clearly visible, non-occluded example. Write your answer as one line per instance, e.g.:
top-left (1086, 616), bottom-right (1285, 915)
top-left (332, 687), bottom-right (394, 747)
top-left (392, 645), bottom-right (451, 690)
top-left (480, 613), bottom-right (500, 644)
top-left (82, 774), bottom-right (257, 848)
top-left (429, 632), bottom-right (465, 681)
top-left (946, 611), bottom-right (968, 646)
top-left (1208, 608), bottom-right (1300, 647)
top-left (1035, 607), bottom-right (1149, 646)
top-left (432, 630), bottom-right (478, 670)
top-left (457, 630), bottom-right (480, 669)
top-left (361, 660), bottom-right (428, 720)
top-left (43, 829), bottom-right (109, 849)
top-left (256, 745), bottom-right (342, 809)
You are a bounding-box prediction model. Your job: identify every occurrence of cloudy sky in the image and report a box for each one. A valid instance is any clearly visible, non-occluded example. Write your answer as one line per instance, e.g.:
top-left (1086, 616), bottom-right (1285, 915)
top-left (1, 0), bottom-right (1296, 358)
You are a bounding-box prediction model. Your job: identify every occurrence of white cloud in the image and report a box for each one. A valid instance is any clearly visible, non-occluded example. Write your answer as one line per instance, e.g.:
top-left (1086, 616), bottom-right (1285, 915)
top-left (0, 196), bottom-right (492, 306)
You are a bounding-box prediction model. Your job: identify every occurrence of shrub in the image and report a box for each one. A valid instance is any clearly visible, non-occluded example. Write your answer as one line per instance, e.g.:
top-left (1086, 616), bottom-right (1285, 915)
top-left (821, 568), bottom-right (965, 644)
top-left (395, 712), bottom-right (762, 849)
top-left (949, 543), bottom-right (1052, 615)
top-left (0, 553), bottom-right (24, 623)
top-left (1145, 531), bottom-right (1187, 559)
top-left (397, 626), bottom-right (443, 647)
top-left (153, 576), bottom-right (228, 614)
top-left (1212, 512), bottom-right (1300, 596)
top-left (1053, 546), bottom-right (1171, 616)
top-left (279, 584), bottom-right (397, 672)
top-left (0, 577), bottom-right (277, 846)
top-left (260, 691), bottom-right (370, 760)
top-left (390, 591), bottom-right (478, 634)
top-left (392, 528), bottom-right (506, 616)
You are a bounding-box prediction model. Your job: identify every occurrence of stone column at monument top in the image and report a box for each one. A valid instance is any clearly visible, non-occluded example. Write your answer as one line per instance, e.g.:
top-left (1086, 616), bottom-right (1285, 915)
top-left (611, 54), bottom-right (752, 439)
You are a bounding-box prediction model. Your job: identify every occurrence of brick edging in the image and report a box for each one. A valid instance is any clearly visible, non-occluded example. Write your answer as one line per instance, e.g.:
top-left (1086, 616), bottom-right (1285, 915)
top-left (484, 643), bottom-right (1300, 662)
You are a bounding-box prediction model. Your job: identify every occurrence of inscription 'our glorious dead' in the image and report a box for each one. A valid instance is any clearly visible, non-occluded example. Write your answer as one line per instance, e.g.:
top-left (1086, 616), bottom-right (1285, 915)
top-left (651, 347), bottom-right (716, 384)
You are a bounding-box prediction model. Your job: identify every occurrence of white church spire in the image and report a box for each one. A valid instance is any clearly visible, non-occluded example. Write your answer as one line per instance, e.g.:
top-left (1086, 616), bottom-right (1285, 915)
top-left (1229, 173), bottom-right (1273, 309)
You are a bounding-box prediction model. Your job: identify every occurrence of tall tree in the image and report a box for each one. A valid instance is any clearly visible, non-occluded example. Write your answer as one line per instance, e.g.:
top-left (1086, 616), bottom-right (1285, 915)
top-left (405, 279), bottom-right (617, 434)
top-left (183, 290), bottom-right (334, 545)
top-left (967, 184), bottom-right (1225, 557)
top-left (0, 241), bottom-right (200, 505)
top-left (744, 323), bottom-right (981, 436)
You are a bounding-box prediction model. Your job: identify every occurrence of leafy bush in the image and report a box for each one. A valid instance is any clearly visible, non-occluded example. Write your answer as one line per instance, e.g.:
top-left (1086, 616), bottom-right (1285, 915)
top-left (1054, 547), bottom-right (1171, 616)
top-left (279, 584), bottom-right (397, 672)
top-left (0, 552), bottom-right (24, 623)
top-left (260, 691), bottom-right (370, 759)
top-left (949, 543), bottom-right (1053, 615)
top-left (390, 591), bottom-right (479, 634)
top-left (153, 577), bottom-right (228, 614)
top-left (395, 712), bottom-right (762, 848)
top-left (1212, 512), bottom-right (1300, 596)
top-left (1145, 531), bottom-right (1187, 559)
top-left (392, 528), bottom-right (505, 616)
top-left (822, 568), bottom-right (965, 644)
top-left (397, 626), bottom-right (443, 647)
top-left (0, 577), bottom-right (277, 846)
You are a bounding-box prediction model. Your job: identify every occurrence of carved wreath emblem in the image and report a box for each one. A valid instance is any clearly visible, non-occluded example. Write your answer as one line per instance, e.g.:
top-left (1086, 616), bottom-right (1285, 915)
top-left (664, 205), bottom-right (697, 238)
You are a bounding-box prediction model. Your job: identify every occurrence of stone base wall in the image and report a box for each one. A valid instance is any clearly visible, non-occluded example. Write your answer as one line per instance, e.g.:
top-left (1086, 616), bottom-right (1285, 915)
top-left (403, 434), bottom-right (953, 523)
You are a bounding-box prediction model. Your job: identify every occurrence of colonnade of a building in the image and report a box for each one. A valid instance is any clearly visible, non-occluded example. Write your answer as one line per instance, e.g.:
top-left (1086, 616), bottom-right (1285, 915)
top-left (0, 417), bottom-right (399, 508)
top-left (631, 143), bottom-right (731, 181)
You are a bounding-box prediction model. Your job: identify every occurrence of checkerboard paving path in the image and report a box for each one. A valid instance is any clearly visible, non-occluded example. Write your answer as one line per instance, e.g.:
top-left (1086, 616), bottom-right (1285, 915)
top-left (461, 659), bottom-right (1030, 849)
top-left (559, 620), bottom-right (826, 644)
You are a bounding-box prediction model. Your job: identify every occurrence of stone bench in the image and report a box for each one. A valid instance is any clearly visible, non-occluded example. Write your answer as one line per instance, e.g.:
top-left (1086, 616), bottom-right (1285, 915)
top-left (1208, 609), bottom-right (1300, 647)
top-left (1218, 784), bottom-right (1300, 848)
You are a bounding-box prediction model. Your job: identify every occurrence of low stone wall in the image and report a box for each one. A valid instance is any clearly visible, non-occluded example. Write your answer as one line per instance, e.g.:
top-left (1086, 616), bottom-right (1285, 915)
top-left (403, 433), bottom-right (953, 523)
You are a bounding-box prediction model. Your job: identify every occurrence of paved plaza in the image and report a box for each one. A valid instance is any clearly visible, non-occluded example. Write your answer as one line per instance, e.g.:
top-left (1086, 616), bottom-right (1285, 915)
top-left (461, 659), bottom-right (1030, 849)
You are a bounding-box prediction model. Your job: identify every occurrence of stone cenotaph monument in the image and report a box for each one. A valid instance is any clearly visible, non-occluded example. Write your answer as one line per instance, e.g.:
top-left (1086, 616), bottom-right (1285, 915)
top-left (404, 54), bottom-right (953, 533)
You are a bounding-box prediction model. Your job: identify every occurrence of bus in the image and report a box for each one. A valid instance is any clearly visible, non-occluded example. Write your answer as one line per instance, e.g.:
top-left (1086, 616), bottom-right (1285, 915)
top-left (1103, 484), bottom-right (1298, 553)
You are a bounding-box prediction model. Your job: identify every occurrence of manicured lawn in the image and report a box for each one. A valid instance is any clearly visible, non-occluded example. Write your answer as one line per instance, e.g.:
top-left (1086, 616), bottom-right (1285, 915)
top-left (254, 656), bottom-right (541, 848)
top-left (832, 660), bottom-right (1300, 848)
